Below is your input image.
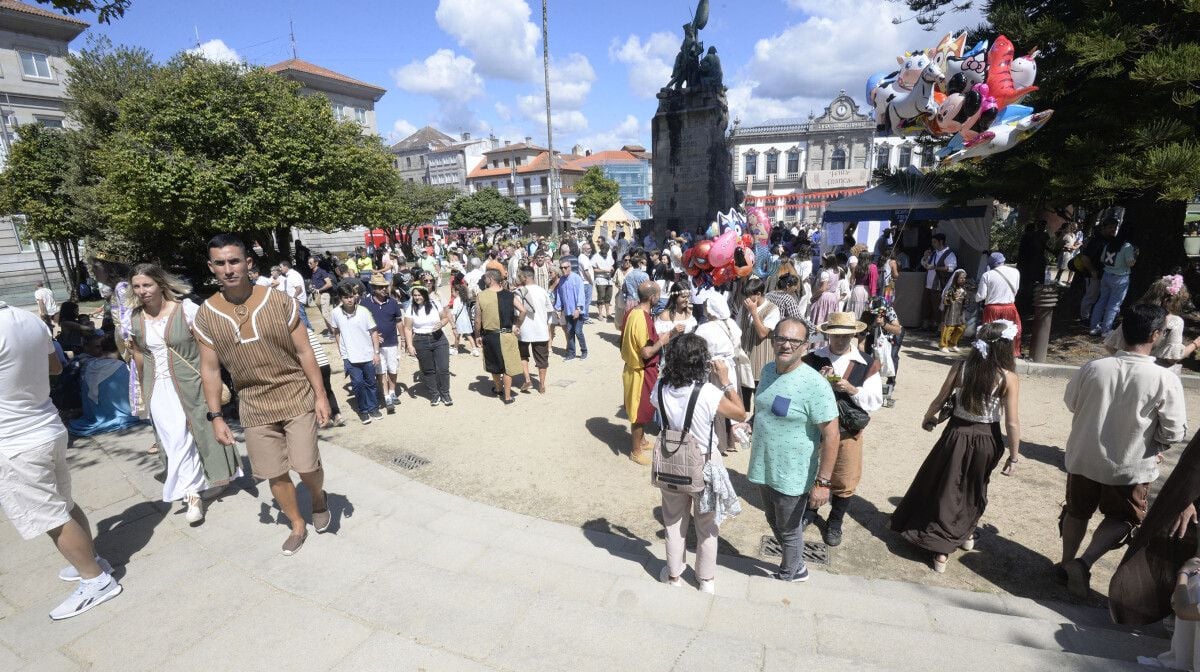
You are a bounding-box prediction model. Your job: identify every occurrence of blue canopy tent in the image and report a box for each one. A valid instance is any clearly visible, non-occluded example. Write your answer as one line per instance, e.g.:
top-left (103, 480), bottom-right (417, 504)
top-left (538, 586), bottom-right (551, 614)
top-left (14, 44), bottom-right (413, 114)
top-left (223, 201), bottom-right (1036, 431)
top-left (821, 173), bottom-right (994, 327)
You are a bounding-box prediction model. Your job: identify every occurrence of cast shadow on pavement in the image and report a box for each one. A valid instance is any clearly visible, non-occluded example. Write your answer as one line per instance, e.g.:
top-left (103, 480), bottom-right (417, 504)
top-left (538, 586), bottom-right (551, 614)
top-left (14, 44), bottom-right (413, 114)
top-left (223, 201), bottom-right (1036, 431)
top-left (595, 332), bottom-right (621, 348)
top-left (585, 416), bottom-right (631, 457)
top-left (93, 500), bottom-right (169, 576)
top-left (1016, 441), bottom-right (1066, 472)
top-left (467, 375), bottom-right (501, 399)
top-left (258, 488), bottom-right (355, 535)
top-left (582, 517), bottom-right (657, 581)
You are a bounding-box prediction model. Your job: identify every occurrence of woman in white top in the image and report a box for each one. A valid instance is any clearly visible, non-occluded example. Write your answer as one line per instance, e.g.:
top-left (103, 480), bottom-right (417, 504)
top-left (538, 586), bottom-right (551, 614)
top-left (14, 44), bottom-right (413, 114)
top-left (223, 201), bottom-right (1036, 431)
top-left (654, 281), bottom-right (698, 337)
top-left (694, 294), bottom-right (742, 453)
top-left (128, 264), bottom-right (241, 524)
top-left (1104, 275), bottom-right (1200, 377)
top-left (404, 286), bottom-right (454, 406)
top-left (649, 333), bottom-right (748, 594)
top-left (893, 321), bottom-right (1022, 573)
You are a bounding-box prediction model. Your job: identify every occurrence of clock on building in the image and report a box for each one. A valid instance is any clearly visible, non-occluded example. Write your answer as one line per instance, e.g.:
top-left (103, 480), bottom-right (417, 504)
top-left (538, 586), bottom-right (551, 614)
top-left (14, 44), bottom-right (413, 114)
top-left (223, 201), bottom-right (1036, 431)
top-left (834, 102), bottom-right (849, 118)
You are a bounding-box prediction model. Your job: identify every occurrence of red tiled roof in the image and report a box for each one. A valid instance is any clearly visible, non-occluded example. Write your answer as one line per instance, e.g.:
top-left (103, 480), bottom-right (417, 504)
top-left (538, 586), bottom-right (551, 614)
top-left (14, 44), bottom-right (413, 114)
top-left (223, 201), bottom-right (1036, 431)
top-left (482, 142), bottom-right (546, 155)
top-left (570, 150), bottom-right (650, 168)
top-left (468, 150), bottom-right (586, 179)
top-left (265, 58), bottom-right (386, 94)
top-left (0, 0), bottom-right (89, 26)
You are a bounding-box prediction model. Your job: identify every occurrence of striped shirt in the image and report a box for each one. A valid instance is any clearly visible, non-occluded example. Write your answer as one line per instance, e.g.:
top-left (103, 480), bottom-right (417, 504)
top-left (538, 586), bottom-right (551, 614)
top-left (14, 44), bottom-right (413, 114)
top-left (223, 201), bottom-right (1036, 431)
top-left (193, 285), bottom-right (314, 427)
top-left (306, 329), bottom-right (330, 368)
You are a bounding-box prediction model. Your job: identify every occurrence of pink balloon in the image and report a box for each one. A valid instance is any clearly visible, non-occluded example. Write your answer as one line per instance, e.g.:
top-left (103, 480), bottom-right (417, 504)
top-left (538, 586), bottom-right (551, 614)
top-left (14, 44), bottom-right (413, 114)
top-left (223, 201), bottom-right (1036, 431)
top-left (746, 207), bottom-right (772, 242)
top-left (708, 230), bottom-right (738, 268)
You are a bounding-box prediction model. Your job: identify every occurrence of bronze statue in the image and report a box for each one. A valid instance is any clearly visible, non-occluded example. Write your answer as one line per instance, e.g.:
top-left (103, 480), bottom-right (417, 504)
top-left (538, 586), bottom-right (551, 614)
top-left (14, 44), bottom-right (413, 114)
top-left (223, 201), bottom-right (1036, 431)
top-left (661, 0), bottom-right (721, 93)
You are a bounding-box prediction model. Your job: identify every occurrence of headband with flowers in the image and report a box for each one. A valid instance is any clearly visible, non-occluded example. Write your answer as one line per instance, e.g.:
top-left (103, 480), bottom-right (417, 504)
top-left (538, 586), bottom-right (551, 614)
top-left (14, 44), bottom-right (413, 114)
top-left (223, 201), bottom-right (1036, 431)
top-left (1163, 274), bottom-right (1184, 296)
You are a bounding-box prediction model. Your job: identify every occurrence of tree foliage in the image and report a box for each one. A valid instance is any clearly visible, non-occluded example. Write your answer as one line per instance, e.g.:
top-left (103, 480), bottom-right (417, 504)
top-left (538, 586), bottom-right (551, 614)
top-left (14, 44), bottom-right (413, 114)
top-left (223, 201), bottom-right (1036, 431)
top-left (95, 53), bottom-right (401, 265)
top-left (388, 181), bottom-right (457, 255)
top-left (35, 0), bottom-right (131, 23)
top-left (571, 166), bottom-right (620, 221)
top-left (448, 187), bottom-right (530, 231)
top-left (898, 0), bottom-right (1200, 295)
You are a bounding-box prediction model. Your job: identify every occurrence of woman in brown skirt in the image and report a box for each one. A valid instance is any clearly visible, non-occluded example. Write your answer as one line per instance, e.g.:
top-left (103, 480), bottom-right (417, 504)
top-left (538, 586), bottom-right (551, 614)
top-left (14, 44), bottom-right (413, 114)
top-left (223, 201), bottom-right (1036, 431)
top-left (891, 320), bottom-right (1023, 573)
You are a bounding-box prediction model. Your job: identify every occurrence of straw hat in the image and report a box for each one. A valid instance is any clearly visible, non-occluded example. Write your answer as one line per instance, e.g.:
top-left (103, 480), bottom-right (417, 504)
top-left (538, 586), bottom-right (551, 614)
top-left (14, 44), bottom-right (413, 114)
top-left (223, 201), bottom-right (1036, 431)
top-left (368, 271), bottom-right (390, 287)
top-left (818, 312), bottom-right (867, 335)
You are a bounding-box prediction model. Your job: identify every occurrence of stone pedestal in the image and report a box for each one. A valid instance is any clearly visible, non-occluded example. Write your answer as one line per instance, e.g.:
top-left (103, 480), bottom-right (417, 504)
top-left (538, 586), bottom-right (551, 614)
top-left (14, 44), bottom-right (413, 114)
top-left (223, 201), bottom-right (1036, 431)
top-left (651, 87), bottom-right (734, 239)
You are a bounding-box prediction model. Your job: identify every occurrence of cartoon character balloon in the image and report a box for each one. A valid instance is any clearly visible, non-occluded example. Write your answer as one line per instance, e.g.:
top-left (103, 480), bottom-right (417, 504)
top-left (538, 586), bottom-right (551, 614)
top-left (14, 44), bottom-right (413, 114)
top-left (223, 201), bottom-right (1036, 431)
top-left (987, 35), bottom-right (1039, 110)
top-left (942, 110), bottom-right (1053, 164)
top-left (692, 240), bottom-right (714, 271)
top-left (708, 230), bottom-right (738, 268)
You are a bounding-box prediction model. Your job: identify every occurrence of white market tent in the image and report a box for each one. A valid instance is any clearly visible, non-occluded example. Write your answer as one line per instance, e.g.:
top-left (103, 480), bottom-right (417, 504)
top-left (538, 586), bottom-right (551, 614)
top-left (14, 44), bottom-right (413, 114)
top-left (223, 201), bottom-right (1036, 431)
top-left (592, 201), bottom-right (639, 247)
top-left (821, 170), bottom-right (995, 327)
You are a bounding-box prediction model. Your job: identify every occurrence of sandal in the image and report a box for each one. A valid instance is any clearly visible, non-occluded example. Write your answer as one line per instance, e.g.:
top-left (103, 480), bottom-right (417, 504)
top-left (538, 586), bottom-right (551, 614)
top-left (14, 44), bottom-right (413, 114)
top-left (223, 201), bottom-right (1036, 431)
top-left (1002, 457), bottom-right (1018, 476)
top-left (146, 443), bottom-right (159, 455)
top-left (281, 530), bottom-right (307, 556)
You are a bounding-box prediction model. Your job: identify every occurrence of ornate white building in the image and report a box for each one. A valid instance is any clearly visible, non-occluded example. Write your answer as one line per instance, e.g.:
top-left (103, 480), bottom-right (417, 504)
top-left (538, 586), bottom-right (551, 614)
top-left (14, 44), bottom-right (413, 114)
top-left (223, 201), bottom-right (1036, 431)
top-left (729, 91), bottom-right (928, 226)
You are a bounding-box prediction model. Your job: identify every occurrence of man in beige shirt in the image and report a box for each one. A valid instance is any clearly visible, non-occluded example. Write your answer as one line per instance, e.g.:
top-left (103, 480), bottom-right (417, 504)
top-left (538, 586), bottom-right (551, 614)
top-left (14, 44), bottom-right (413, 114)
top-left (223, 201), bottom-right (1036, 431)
top-left (195, 234), bottom-right (333, 556)
top-left (1059, 304), bottom-right (1188, 597)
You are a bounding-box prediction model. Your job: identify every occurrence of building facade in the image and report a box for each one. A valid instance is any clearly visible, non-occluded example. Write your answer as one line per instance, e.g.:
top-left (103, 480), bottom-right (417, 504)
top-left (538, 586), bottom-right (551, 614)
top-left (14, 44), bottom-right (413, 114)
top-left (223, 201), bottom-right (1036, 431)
top-left (267, 57), bottom-right (387, 254)
top-left (426, 132), bottom-right (490, 193)
top-left (0, 0), bottom-right (88, 302)
top-left (729, 91), bottom-right (927, 227)
top-left (466, 142), bottom-right (584, 233)
top-left (389, 125), bottom-right (455, 184)
top-left (572, 145), bottom-right (653, 221)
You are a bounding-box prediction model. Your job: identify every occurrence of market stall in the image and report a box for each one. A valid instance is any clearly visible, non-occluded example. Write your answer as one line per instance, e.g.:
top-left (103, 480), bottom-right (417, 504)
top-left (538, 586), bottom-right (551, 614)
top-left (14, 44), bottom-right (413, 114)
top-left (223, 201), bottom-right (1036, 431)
top-left (592, 201), bottom-right (639, 248)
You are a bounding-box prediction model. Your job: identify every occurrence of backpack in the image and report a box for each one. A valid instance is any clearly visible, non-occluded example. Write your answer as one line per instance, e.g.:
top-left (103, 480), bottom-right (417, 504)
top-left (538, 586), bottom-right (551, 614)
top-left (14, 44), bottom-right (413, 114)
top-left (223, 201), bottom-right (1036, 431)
top-left (651, 383), bottom-right (714, 493)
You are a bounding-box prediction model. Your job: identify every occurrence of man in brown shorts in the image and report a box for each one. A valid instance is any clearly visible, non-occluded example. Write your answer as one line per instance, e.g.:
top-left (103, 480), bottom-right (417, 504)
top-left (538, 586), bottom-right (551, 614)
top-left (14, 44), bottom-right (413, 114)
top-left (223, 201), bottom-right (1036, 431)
top-left (1059, 304), bottom-right (1188, 597)
top-left (195, 234), bottom-right (333, 556)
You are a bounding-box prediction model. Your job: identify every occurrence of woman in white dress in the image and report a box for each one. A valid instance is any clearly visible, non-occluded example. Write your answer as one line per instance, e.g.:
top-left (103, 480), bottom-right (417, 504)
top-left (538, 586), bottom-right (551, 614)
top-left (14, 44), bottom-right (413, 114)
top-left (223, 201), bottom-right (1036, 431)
top-left (128, 264), bottom-right (240, 524)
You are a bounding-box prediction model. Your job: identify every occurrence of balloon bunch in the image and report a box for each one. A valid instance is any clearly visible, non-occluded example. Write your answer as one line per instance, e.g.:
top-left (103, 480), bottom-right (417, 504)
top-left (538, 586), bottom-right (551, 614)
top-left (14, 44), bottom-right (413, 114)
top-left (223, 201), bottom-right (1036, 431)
top-left (866, 32), bottom-right (1053, 165)
top-left (682, 209), bottom-right (763, 288)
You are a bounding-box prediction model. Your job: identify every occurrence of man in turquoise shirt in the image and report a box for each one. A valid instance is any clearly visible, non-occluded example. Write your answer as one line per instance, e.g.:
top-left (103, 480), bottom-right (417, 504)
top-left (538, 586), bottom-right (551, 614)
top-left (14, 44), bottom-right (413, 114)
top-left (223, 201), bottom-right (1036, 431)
top-left (748, 317), bottom-right (840, 582)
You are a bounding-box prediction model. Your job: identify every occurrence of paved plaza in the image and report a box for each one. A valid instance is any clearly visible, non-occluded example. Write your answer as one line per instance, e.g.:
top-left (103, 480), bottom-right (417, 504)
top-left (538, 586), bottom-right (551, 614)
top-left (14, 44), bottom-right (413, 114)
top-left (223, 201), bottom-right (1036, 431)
top-left (0, 415), bottom-right (1175, 671)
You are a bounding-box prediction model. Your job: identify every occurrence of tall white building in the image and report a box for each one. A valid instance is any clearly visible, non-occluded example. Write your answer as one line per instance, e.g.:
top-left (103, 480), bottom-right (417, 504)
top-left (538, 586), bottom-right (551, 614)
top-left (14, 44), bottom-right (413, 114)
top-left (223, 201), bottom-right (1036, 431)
top-left (729, 91), bottom-right (928, 227)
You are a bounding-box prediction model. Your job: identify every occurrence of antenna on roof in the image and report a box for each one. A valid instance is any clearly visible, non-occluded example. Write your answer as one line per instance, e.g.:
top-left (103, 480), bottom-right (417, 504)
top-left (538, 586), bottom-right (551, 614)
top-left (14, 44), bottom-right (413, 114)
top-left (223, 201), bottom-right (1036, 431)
top-left (289, 17), bottom-right (298, 59)
top-left (193, 26), bottom-right (201, 49)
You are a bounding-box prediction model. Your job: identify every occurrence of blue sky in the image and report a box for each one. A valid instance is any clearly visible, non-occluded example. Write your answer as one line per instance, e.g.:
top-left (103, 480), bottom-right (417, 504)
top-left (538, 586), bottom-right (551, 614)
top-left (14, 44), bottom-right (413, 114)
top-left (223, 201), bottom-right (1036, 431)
top-left (80, 0), bottom-right (983, 150)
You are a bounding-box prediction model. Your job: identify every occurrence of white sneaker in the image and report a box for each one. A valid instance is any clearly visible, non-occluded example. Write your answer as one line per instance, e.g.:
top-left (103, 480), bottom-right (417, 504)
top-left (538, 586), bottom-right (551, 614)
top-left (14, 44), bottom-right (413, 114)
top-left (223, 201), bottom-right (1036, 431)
top-left (58, 556), bottom-right (114, 582)
top-left (698, 579), bottom-right (715, 594)
top-left (49, 574), bottom-right (122, 620)
top-left (185, 494), bottom-right (205, 524)
top-left (658, 566), bottom-right (682, 587)
top-left (938, 347), bottom-right (951, 353)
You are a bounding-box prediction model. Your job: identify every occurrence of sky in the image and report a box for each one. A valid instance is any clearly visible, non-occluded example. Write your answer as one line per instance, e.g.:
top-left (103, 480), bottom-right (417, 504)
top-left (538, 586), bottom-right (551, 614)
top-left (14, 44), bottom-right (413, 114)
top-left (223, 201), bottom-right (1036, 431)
top-left (79, 0), bottom-right (986, 151)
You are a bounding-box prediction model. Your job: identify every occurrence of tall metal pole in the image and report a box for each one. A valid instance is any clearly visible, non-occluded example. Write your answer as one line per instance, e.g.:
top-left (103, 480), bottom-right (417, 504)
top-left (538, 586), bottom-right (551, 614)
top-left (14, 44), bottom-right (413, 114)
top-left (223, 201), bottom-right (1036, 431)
top-left (542, 0), bottom-right (560, 238)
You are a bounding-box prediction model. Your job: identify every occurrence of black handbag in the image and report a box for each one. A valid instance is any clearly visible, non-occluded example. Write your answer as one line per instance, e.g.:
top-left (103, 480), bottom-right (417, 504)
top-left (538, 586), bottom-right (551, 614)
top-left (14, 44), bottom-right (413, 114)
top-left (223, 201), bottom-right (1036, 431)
top-left (835, 361), bottom-right (870, 435)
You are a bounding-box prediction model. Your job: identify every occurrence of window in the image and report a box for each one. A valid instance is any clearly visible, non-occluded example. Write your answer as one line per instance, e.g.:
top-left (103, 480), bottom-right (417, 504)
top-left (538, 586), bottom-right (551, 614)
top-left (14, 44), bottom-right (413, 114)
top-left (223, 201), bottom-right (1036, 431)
top-left (912, 149), bottom-right (923, 168)
top-left (420, 156), bottom-right (425, 166)
top-left (787, 150), bottom-right (800, 175)
top-left (786, 203), bottom-right (798, 219)
top-left (515, 157), bottom-right (523, 166)
top-left (766, 152), bottom-right (778, 176)
top-left (406, 157), bottom-right (412, 168)
top-left (875, 145), bottom-right (890, 171)
top-left (540, 176), bottom-right (549, 191)
top-left (36, 117), bottom-right (64, 129)
top-left (354, 108), bottom-right (367, 125)
top-left (523, 177), bottom-right (531, 192)
top-left (503, 158), bottom-right (510, 167)
top-left (898, 145), bottom-right (912, 167)
top-left (744, 153), bottom-right (757, 178)
top-left (830, 147), bottom-right (847, 171)
top-left (540, 198), bottom-right (548, 214)
top-left (19, 52), bottom-right (52, 80)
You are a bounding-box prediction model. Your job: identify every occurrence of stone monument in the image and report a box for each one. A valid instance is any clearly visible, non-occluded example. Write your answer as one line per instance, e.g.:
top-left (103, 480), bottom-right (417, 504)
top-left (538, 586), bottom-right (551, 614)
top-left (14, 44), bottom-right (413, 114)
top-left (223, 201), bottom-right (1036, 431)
top-left (651, 0), bottom-right (734, 239)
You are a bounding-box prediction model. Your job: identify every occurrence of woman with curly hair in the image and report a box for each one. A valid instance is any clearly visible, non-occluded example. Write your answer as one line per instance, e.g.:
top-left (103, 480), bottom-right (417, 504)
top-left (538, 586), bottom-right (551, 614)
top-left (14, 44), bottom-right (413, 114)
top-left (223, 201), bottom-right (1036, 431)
top-left (1104, 274), bottom-right (1200, 377)
top-left (891, 320), bottom-right (1022, 573)
top-left (650, 333), bottom-right (748, 594)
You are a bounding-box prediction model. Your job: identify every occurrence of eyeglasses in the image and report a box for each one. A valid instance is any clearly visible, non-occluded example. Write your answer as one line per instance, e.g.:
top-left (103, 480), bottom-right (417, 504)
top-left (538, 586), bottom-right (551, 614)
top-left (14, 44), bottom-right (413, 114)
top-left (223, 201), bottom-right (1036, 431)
top-left (772, 336), bottom-right (808, 349)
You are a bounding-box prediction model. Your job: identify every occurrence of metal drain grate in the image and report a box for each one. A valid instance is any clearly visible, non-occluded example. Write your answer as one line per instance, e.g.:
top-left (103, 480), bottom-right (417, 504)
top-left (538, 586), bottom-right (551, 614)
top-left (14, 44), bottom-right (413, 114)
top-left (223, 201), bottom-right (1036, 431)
top-left (391, 452), bottom-right (430, 470)
top-left (759, 535), bottom-right (831, 566)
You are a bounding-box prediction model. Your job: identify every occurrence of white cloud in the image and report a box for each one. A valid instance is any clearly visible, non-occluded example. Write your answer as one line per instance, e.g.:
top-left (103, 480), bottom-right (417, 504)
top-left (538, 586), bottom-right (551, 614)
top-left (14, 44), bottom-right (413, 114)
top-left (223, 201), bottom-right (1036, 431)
top-left (188, 38), bottom-right (241, 65)
top-left (513, 53), bottom-right (595, 137)
top-left (517, 94), bottom-right (589, 135)
top-left (494, 102), bottom-right (512, 122)
top-left (576, 114), bottom-right (650, 153)
top-left (725, 80), bottom-right (831, 126)
top-left (609, 32), bottom-right (677, 98)
top-left (435, 0), bottom-right (540, 82)
top-left (386, 119), bottom-right (417, 143)
top-left (743, 0), bottom-right (987, 105)
top-left (391, 49), bottom-right (484, 103)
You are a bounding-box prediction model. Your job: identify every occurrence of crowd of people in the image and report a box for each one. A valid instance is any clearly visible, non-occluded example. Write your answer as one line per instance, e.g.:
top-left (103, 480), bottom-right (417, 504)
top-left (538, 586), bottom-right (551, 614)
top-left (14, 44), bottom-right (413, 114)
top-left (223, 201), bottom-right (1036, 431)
top-left (2, 217), bottom-right (1198, 672)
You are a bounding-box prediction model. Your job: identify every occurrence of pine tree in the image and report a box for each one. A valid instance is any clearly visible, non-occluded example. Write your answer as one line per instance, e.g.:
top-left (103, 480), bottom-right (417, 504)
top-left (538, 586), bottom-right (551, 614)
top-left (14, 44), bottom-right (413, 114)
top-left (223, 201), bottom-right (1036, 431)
top-left (905, 0), bottom-right (1200, 299)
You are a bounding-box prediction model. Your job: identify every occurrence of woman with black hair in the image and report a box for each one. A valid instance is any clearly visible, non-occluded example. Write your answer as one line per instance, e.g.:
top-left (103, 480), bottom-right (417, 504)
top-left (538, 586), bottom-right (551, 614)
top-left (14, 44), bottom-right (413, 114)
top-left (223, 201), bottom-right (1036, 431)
top-left (403, 286), bottom-right (453, 406)
top-left (891, 320), bottom-right (1023, 573)
top-left (650, 333), bottom-right (748, 594)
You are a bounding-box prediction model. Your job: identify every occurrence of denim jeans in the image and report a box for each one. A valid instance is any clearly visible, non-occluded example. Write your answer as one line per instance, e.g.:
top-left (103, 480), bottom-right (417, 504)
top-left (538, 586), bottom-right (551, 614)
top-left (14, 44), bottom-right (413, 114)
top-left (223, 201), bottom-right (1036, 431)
top-left (584, 284), bottom-right (593, 318)
top-left (758, 484), bottom-right (809, 579)
top-left (1090, 272), bottom-right (1130, 334)
top-left (564, 314), bottom-right (587, 357)
top-left (344, 359), bottom-right (378, 414)
top-left (297, 299), bottom-right (313, 331)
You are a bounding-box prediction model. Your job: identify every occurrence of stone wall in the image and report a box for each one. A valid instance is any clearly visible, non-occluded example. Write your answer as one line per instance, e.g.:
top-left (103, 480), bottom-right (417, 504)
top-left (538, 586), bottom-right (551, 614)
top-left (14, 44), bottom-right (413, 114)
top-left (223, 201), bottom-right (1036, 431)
top-left (651, 87), bottom-right (734, 239)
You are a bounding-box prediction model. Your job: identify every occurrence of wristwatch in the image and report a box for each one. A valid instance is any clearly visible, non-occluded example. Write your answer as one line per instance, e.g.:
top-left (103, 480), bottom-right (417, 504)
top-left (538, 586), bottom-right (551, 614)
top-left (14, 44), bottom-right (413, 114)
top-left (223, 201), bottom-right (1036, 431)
top-left (814, 476), bottom-right (833, 489)
top-left (206, 411), bottom-right (224, 422)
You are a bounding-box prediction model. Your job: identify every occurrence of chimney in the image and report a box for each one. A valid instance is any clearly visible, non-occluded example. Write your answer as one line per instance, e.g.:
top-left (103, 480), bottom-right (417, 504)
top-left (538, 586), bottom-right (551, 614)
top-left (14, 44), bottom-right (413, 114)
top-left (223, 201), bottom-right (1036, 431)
top-left (462, 132), bottom-right (471, 141)
top-left (525, 136), bottom-right (532, 145)
top-left (586, 150), bottom-right (592, 157)
top-left (504, 140), bottom-right (511, 146)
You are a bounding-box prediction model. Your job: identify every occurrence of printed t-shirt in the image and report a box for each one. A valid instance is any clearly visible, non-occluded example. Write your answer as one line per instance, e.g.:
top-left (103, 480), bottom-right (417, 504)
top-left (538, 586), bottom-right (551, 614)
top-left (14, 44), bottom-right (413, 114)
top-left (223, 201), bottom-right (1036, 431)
top-left (747, 361), bottom-right (839, 497)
